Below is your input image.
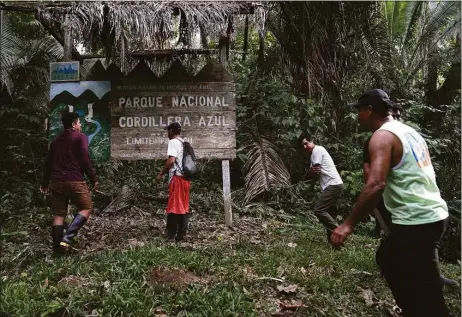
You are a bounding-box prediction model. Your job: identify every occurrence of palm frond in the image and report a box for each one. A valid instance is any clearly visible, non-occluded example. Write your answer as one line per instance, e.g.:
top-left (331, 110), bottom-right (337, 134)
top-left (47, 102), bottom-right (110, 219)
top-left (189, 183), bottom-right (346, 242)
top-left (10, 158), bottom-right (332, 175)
top-left (1, 11), bottom-right (62, 108)
top-left (402, 1), bottom-right (423, 49)
top-left (407, 1), bottom-right (461, 73)
top-left (242, 129), bottom-right (291, 205)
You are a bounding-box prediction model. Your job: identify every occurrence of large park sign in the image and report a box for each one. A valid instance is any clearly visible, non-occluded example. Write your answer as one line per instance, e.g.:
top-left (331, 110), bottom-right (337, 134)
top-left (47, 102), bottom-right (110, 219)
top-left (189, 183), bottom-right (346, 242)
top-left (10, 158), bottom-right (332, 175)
top-left (111, 60), bottom-right (236, 160)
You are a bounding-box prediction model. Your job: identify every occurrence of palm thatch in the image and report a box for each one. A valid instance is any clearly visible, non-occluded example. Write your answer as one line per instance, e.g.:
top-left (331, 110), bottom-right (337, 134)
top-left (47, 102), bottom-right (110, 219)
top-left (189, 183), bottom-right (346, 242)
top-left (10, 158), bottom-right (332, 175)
top-left (241, 127), bottom-right (291, 205)
top-left (33, 2), bottom-right (266, 55)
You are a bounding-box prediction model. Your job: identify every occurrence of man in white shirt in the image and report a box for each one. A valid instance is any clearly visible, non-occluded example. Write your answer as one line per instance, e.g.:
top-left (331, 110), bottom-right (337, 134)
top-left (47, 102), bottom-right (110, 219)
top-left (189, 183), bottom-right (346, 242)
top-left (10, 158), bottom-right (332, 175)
top-left (301, 134), bottom-right (344, 245)
top-left (156, 122), bottom-right (191, 242)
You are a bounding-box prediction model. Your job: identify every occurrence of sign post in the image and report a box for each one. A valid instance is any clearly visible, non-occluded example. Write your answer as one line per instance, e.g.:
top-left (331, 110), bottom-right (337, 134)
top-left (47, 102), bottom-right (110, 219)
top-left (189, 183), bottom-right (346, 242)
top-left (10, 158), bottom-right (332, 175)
top-left (219, 35), bottom-right (233, 226)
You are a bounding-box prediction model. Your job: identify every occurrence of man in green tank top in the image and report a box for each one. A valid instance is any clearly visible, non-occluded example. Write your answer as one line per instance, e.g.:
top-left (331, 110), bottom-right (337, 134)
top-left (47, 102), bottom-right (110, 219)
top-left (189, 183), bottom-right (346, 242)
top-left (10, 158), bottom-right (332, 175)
top-left (331, 89), bottom-right (451, 317)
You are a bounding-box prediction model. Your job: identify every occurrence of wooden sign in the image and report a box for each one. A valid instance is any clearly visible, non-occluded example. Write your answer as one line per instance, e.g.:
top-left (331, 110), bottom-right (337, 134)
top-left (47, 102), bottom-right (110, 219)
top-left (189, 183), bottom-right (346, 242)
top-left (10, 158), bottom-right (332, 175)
top-left (50, 61), bottom-right (80, 82)
top-left (111, 61), bottom-right (236, 160)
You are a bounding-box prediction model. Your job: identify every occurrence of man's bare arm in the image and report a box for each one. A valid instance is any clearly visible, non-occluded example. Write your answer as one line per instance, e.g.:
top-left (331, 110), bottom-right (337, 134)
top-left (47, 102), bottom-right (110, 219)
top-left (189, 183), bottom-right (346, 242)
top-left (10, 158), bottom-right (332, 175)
top-left (158, 156), bottom-right (176, 178)
top-left (363, 163), bottom-right (370, 184)
top-left (344, 131), bottom-right (394, 227)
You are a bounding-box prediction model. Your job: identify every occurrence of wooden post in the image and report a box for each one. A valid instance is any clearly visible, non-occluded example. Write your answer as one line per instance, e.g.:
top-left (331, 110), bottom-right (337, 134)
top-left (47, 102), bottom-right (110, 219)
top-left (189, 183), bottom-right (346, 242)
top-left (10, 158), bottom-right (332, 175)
top-left (219, 35), bottom-right (232, 226)
top-left (62, 15), bottom-right (72, 61)
top-left (120, 33), bottom-right (126, 74)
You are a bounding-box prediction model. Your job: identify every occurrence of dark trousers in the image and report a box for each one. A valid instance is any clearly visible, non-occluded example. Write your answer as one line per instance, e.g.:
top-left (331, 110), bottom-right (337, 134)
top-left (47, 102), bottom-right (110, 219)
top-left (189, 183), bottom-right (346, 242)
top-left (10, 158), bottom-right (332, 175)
top-left (166, 213), bottom-right (189, 240)
top-left (376, 218), bottom-right (450, 317)
top-left (313, 184), bottom-right (344, 237)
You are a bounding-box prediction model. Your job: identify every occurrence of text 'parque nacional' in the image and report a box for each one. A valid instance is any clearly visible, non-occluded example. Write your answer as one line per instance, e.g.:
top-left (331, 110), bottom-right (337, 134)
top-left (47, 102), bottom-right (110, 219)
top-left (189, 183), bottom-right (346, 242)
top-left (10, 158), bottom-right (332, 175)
top-left (118, 96), bottom-right (229, 108)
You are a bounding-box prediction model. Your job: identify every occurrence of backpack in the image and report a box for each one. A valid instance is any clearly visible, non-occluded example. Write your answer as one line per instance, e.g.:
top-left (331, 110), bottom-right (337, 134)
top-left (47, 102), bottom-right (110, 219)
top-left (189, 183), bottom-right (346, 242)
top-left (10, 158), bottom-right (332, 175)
top-left (176, 138), bottom-right (198, 180)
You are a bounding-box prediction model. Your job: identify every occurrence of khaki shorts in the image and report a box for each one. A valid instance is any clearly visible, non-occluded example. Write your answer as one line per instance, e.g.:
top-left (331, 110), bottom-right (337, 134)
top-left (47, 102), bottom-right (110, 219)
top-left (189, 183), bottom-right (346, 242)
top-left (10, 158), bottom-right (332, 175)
top-left (50, 181), bottom-right (93, 216)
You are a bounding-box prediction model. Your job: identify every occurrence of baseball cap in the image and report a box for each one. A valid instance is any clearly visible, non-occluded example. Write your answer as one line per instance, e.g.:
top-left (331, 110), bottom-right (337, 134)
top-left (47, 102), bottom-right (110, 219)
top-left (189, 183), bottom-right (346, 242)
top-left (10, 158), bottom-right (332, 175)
top-left (165, 122), bottom-right (181, 132)
top-left (349, 89), bottom-right (391, 109)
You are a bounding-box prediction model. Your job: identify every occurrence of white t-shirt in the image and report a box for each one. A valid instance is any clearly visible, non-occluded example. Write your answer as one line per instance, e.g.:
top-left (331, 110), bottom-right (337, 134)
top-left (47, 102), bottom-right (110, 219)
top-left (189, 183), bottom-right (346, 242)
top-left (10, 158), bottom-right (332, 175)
top-left (310, 145), bottom-right (343, 190)
top-left (167, 137), bottom-right (184, 183)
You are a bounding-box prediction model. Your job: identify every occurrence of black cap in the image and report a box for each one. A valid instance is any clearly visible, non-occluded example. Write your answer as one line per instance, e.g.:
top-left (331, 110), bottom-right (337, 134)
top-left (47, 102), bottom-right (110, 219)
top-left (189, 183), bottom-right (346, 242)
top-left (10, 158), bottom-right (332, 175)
top-left (165, 122), bottom-right (181, 132)
top-left (349, 89), bottom-right (391, 109)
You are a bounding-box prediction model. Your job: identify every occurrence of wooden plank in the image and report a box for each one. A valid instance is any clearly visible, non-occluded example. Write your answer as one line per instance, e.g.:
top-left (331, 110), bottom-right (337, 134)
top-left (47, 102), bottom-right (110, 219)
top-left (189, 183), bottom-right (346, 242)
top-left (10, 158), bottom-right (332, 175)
top-left (113, 148), bottom-right (236, 160)
top-left (112, 82), bottom-right (235, 93)
top-left (111, 129), bottom-right (236, 150)
top-left (111, 111), bottom-right (236, 127)
top-left (111, 92), bottom-right (236, 112)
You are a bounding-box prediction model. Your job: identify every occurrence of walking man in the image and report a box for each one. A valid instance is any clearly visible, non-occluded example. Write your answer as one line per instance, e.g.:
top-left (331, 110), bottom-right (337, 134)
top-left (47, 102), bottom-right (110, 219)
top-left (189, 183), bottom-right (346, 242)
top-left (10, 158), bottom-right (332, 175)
top-left (156, 122), bottom-right (191, 242)
top-left (332, 89), bottom-right (451, 317)
top-left (40, 112), bottom-right (98, 254)
top-left (363, 101), bottom-right (458, 289)
top-left (300, 134), bottom-right (344, 245)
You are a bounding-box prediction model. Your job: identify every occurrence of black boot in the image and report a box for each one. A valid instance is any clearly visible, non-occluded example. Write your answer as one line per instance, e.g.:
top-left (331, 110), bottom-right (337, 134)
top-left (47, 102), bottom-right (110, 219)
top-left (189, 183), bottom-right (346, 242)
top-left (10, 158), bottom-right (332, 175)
top-left (166, 214), bottom-right (177, 241)
top-left (60, 214), bottom-right (87, 248)
top-left (51, 225), bottom-right (64, 255)
top-left (176, 214), bottom-right (189, 242)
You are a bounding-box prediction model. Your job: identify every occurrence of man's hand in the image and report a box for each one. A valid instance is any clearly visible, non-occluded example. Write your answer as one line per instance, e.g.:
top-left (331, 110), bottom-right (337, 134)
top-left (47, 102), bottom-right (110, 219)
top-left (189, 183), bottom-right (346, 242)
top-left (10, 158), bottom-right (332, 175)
top-left (306, 165), bottom-right (321, 179)
top-left (156, 173), bottom-right (164, 182)
top-left (310, 166), bottom-right (321, 174)
top-left (331, 222), bottom-right (353, 248)
top-left (40, 185), bottom-right (49, 194)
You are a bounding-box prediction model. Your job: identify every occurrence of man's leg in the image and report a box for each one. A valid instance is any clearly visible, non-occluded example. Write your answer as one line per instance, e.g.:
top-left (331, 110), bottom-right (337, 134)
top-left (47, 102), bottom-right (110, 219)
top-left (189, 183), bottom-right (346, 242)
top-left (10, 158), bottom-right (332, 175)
top-left (50, 183), bottom-right (67, 255)
top-left (166, 213), bottom-right (177, 241)
top-left (175, 177), bottom-right (190, 242)
top-left (376, 236), bottom-right (409, 311)
top-left (313, 184), bottom-right (342, 243)
top-left (176, 214), bottom-right (189, 242)
top-left (61, 182), bottom-right (93, 248)
top-left (391, 220), bottom-right (450, 317)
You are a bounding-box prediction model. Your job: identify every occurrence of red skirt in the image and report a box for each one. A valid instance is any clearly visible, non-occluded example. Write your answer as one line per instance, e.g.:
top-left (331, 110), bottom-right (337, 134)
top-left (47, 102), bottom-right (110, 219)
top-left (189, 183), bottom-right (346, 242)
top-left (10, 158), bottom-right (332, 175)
top-left (166, 175), bottom-right (191, 214)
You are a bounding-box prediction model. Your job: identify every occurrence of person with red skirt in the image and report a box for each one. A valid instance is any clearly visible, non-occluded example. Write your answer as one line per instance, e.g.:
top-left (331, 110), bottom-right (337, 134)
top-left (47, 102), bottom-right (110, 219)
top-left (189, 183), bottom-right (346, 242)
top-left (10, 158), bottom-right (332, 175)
top-left (156, 122), bottom-right (190, 242)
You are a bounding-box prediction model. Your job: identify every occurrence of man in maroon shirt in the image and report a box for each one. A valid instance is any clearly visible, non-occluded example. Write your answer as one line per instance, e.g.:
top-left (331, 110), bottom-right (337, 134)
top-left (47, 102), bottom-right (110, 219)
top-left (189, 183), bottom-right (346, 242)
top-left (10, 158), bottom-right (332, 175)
top-left (40, 112), bottom-right (98, 254)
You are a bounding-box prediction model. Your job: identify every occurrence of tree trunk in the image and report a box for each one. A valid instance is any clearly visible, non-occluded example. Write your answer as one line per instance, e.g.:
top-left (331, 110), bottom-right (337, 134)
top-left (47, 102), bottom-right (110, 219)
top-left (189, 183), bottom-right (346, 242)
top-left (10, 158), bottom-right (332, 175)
top-left (258, 30), bottom-right (265, 66)
top-left (242, 16), bottom-right (249, 61)
top-left (424, 35), bottom-right (460, 132)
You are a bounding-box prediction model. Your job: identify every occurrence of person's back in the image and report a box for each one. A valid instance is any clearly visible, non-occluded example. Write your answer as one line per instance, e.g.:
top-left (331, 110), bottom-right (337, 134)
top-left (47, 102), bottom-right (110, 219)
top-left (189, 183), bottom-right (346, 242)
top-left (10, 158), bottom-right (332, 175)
top-left (49, 130), bottom-right (93, 183)
top-left (378, 120), bottom-right (448, 225)
top-left (41, 112), bottom-right (97, 255)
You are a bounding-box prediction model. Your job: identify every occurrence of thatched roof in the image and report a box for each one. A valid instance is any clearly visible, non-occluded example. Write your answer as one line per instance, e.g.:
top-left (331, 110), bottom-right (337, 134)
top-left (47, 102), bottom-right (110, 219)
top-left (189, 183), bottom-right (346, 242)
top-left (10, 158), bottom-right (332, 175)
top-left (32, 1), bottom-right (266, 53)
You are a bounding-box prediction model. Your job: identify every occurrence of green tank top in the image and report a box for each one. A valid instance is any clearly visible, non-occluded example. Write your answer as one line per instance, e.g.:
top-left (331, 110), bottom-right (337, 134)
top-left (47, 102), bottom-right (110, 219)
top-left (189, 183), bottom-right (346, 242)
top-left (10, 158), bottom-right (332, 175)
top-left (378, 121), bottom-right (448, 225)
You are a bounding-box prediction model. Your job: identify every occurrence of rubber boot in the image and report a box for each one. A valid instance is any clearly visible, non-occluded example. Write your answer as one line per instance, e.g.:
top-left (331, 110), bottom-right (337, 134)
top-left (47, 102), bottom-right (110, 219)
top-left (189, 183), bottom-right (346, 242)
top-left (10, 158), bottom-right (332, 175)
top-left (60, 214), bottom-right (87, 248)
top-left (51, 225), bottom-right (64, 256)
top-left (166, 213), bottom-right (177, 242)
top-left (176, 214), bottom-right (189, 242)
